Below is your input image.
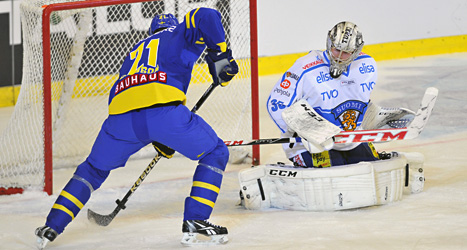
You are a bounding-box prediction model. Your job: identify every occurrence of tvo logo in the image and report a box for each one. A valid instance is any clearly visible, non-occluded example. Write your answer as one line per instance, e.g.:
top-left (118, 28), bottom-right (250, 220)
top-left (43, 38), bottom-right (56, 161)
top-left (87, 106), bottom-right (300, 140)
top-left (360, 82), bottom-right (375, 92)
top-left (321, 89), bottom-right (339, 100)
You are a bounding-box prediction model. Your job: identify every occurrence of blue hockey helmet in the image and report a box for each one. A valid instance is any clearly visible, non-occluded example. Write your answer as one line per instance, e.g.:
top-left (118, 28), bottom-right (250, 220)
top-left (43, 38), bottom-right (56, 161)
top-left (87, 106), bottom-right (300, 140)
top-left (149, 13), bottom-right (179, 34)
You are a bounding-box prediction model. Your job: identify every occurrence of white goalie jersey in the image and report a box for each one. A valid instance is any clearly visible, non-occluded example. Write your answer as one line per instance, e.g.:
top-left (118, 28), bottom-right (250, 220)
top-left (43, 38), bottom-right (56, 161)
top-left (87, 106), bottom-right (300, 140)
top-left (266, 50), bottom-right (378, 158)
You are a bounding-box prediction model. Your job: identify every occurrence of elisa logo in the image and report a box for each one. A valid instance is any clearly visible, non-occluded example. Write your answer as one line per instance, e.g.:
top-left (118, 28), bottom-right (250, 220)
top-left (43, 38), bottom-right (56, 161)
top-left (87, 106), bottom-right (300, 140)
top-left (359, 63), bottom-right (375, 74)
top-left (280, 79), bottom-right (291, 89)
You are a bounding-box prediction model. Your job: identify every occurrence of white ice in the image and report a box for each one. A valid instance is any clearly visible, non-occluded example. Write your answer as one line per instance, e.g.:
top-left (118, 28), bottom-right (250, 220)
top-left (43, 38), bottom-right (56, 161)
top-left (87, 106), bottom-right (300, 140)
top-left (1, 53), bottom-right (467, 250)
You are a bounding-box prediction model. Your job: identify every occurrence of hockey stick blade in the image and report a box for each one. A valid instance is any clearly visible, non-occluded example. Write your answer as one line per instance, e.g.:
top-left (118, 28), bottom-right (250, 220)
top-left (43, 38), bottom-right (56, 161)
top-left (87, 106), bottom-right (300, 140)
top-left (87, 207), bottom-right (118, 227)
top-left (87, 154), bottom-right (163, 226)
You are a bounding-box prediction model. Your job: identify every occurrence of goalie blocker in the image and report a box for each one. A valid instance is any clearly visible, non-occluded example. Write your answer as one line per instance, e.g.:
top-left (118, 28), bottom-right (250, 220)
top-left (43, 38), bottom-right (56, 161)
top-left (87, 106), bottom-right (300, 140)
top-left (238, 152), bottom-right (424, 211)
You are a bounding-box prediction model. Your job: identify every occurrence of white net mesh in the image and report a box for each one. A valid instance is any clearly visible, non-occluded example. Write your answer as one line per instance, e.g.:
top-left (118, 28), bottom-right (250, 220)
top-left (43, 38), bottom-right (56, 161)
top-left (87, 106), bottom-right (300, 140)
top-left (0, 0), bottom-right (254, 192)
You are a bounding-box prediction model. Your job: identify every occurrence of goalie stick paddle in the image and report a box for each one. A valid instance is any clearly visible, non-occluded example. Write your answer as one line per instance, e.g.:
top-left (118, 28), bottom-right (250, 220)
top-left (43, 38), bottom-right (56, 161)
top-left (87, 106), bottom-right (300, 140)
top-left (88, 83), bottom-right (218, 226)
top-left (224, 87), bottom-right (438, 147)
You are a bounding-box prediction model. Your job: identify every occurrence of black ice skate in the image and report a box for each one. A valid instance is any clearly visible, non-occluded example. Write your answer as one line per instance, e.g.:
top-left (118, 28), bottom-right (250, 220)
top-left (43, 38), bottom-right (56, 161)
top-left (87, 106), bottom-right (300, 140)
top-left (181, 220), bottom-right (228, 245)
top-left (35, 226), bottom-right (57, 250)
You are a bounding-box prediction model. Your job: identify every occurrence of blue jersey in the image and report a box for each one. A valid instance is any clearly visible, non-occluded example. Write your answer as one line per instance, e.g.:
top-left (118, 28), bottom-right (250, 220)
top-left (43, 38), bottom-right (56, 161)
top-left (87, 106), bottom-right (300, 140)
top-left (43, 8), bottom-right (231, 235)
top-left (108, 8), bottom-right (227, 115)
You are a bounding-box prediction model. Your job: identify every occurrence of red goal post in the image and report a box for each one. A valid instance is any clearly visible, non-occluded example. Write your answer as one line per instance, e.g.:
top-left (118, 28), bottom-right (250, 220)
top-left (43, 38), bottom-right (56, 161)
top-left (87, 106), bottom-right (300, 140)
top-left (0, 0), bottom-right (259, 195)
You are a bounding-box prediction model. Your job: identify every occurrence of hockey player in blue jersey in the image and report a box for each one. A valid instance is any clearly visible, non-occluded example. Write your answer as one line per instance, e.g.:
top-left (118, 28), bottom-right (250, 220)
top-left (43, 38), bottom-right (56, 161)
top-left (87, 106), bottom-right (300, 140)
top-left (267, 21), bottom-right (381, 168)
top-left (36, 8), bottom-right (238, 248)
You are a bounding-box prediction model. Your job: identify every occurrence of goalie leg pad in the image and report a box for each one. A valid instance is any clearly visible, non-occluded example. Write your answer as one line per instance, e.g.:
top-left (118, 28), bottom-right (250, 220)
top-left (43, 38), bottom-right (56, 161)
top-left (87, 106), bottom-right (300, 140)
top-left (239, 152), bottom-right (425, 211)
top-left (301, 163), bottom-right (377, 211)
top-left (239, 163), bottom-right (378, 211)
top-left (238, 166), bottom-right (270, 210)
top-left (373, 151), bottom-right (425, 204)
top-left (373, 156), bottom-right (407, 205)
top-left (400, 152), bottom-right (425, 194)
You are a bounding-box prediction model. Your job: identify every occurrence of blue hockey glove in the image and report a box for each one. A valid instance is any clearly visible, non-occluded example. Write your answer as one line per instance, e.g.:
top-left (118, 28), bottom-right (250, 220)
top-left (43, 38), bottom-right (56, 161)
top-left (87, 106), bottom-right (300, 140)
top-left (152, 141), bottom-right (175, 159)
top-left (206, 48), bottom-right (239, 87)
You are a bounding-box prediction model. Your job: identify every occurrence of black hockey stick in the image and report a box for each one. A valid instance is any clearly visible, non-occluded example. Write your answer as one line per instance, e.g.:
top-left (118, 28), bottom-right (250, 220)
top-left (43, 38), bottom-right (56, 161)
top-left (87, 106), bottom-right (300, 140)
top-left (88, 83), bottom-right (218, 226)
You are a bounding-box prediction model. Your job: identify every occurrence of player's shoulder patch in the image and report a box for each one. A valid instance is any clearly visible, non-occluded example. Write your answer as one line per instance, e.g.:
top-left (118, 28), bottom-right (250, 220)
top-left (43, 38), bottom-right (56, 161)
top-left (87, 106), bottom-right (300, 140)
top-left (285, 71), bottom-right (300, 81)
top-left (300, 52), bottom-right (326, 71)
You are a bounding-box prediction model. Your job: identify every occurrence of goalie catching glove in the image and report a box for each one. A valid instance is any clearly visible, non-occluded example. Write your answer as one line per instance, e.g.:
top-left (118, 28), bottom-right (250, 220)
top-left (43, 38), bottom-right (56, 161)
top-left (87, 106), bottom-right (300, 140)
top-left (361, 101), bottom-right (416, 130)
top-left (152, 141), bottom-right (175, 159)
top-left (206, 48), bottom-right (239, 87)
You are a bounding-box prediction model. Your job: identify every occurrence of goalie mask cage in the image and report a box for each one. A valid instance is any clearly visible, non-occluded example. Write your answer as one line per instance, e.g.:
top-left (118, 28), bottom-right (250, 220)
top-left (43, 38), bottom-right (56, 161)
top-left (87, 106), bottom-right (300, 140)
top-left (0, 0), bottom-right (259, 195)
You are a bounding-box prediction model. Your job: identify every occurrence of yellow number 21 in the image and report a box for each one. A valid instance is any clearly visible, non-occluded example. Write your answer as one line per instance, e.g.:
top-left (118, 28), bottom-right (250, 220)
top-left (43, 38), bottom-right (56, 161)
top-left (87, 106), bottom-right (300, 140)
top-left (128, 38), bottom-right (160, 75)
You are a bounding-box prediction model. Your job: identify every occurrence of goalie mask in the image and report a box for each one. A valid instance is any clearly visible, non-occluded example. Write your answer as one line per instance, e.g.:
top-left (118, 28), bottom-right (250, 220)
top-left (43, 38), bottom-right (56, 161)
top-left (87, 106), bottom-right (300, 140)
top-left (326, 21), bottom-right (364, 78)
top-left (149, 13), bottom-right (179, 35)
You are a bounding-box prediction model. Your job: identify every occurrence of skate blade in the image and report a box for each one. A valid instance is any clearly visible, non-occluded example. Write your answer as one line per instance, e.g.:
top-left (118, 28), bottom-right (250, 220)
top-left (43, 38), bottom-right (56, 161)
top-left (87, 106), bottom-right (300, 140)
top-left (181, 232), bottom-right (229, 246)
top-left (36, 236), bottom-right (50, 250)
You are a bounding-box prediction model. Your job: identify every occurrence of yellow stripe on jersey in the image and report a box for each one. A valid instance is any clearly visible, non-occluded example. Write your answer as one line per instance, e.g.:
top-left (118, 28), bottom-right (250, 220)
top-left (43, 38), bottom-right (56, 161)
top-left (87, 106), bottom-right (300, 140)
top-left (52, 204), bottom-right (75, 220)
top-left (60, 190), bottom-right (84, 209)
top-left (185, 8), bottom-right (200, 29)
top-left (196, 151), bottom-right (205, 158)
top-left (193, 181), bottom-right (220, 193)
top-left (191, 196), bottom-right (215, 208)
top-left (195, 37), bottom-right (205, 45)
top-left (185, 12), bottom-right (190, 29)
top-left (217, 42), bottom-right (227, 53)
top-left (109, 83), bottom-right (186, 115)
top-left (191, 8), bottom-right (200, 28)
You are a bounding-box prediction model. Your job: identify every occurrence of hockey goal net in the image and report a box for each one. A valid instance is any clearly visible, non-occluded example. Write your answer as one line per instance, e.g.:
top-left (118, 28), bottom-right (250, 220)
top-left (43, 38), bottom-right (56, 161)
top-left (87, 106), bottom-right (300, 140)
top-left (0, 0), bottom-right (259, 195)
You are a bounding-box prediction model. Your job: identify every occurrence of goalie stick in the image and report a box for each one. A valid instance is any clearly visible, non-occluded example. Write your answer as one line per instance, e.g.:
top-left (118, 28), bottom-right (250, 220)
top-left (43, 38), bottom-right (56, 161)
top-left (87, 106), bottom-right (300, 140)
top-left (87, 83), bottom-right (218, 226)
top-left (225, 87), bottom-right (438, 146)
top-left (224, 127), bottom-right (422, 146)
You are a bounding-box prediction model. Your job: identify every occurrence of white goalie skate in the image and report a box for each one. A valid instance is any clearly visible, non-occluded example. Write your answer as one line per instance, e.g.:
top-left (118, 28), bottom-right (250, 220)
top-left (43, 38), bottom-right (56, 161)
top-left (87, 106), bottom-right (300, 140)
top-left (180, 220), bottom-right (229, 246)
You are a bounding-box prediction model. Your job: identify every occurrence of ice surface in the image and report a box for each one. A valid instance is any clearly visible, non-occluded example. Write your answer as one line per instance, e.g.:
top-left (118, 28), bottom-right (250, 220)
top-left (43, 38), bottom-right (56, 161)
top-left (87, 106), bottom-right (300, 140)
top-left (1, 53), bottom-right (467, 249)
